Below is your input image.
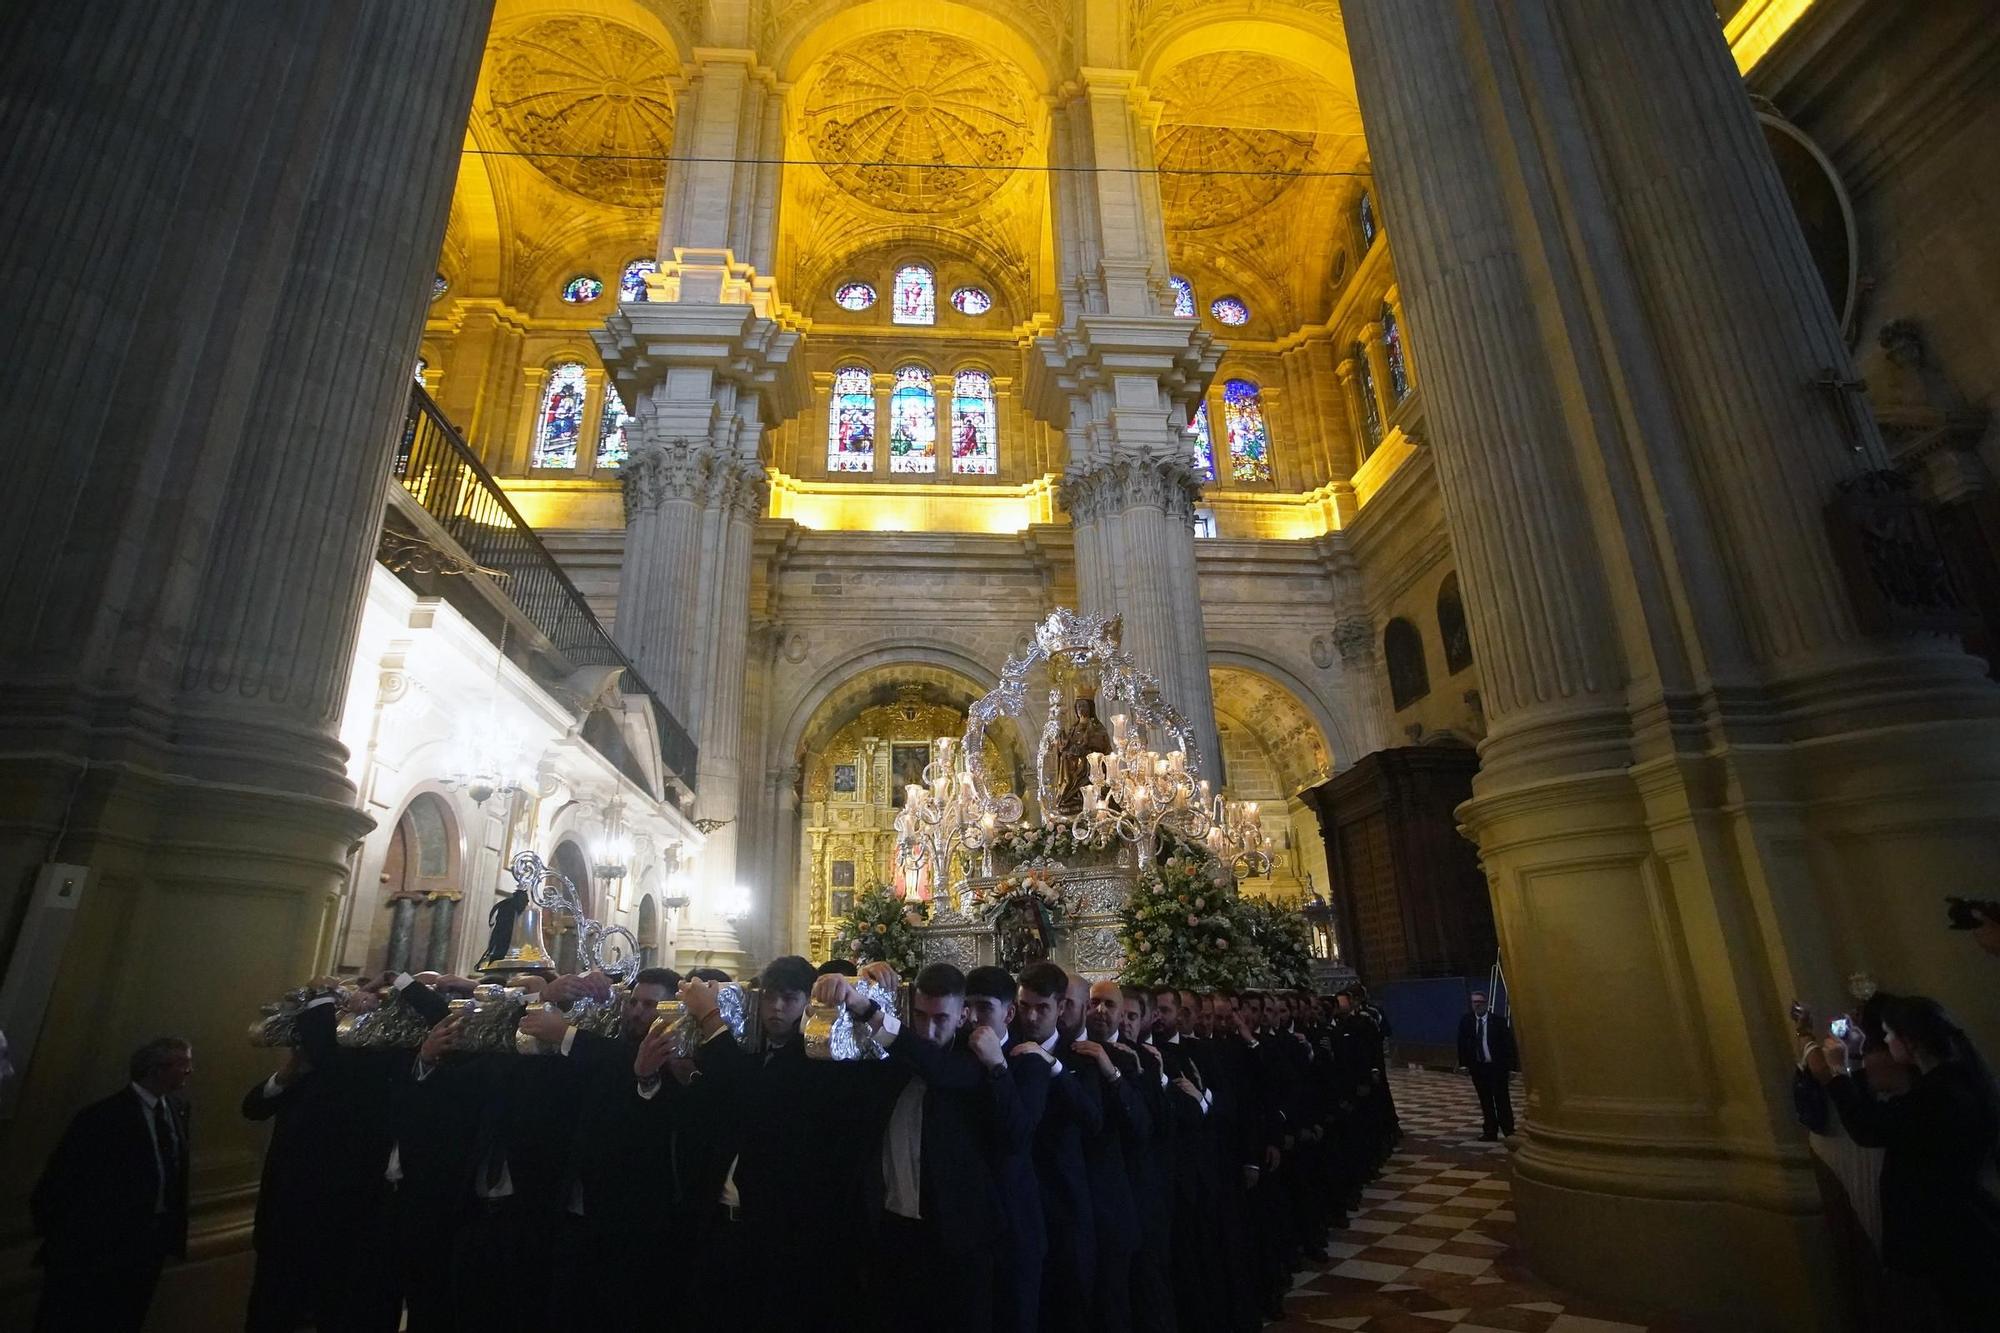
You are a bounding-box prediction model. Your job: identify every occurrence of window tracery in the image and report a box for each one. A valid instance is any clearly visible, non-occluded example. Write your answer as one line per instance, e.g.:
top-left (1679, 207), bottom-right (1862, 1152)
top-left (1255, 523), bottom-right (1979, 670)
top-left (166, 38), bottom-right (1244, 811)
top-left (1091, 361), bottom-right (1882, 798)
top-left (835, 282), bottom-right (877, 311)
top-left (1223, 379), bottom-right (1273, 483)
top-left (888, 365), bottom-right (936, 472)
top-left (619, 260), bottom-right (656, 303)
top-left (1171, 276), bottom-right (1196, 318)
top-left (1353, 341), bottom-right (1384, 455)
top-left (1190, 402), bottom-right (1217, 481)
top-left (561, 274), bottom-right (604, 304)
top-left (949, 286), bottom-right (992, 316)
top-left (532, 362), bottom-right (589, 469)
top-left (1382, 301), bottom-right (1410, 401)
top-left (1210, 296), bottom-right (1250, 327)
top-left (950, 370), bottom-right (997, 475)
top-left (1358, 189), bottom-right (1378, 248)
top-left (827, 366), bottom-right (876, 473)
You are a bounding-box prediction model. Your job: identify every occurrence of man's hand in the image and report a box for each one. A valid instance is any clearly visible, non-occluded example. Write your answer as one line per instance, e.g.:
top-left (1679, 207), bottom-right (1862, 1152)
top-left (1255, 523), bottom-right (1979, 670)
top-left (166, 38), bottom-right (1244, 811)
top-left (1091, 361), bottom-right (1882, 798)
top-left (969, 1025), bottom-right (1006, 1070)
top-left (679, 979), bottom-right (721, 1028)
top-left (429, 973), bottom-right (478, 995)
top-left (517, 1006), bottom-right (569, 1046)
top-left (344, 988), bottom-right (383, 1015)
top-left (635, 1027), bottom-right (675, 1081)
top-left (1135, 1042), bottom-right (1162, 1069)
top-left (1241, 1164), bottom-right (1261, 1191)
top-left (665, 1055), bottom-right (698, 1087)
top-left (1009, 1041), bottom-right (1049, 1062)
top-left (1232, 1010), bottom-right (1256, 1042)
top-left (1172, 1075), bottom-right (1201, 1102)
top-left (418, 1014), bottom-right (465, 1065)
top-left (858, 962), bottom-right (899, 994)
top-left (543, 974), bottom-right (584, 1008)
top-left (1265, 1144), bottom-right (1282, 1171)
top-left (273, 1049), bottom-right (308, 1088)
top-left (1805, 1039), bottom-right (1847, 1085)
top-left (1069, 1039), bottom-right (1118, 1079)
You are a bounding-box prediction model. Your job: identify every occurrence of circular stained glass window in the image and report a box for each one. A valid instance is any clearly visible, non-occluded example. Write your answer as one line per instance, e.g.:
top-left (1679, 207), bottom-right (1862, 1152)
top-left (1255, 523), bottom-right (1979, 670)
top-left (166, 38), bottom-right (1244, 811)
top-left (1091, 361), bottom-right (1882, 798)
top-left (834, 282), bottom-right (876, 311)
top-left (431, 273), bottom-right (449, 302)
top-left (1210, 296), bottom-right (1250, 326)
top-left (950, 286), bottom-right (992, 316)
top-left (561, 274), bottom-right (605, 304)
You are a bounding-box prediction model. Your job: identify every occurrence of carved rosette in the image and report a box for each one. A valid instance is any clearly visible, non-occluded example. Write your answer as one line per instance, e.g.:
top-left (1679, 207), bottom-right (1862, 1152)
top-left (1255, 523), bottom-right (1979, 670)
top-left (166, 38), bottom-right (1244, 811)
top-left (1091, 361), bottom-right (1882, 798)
top-left (1060, 457), bottom-right (1205, 526)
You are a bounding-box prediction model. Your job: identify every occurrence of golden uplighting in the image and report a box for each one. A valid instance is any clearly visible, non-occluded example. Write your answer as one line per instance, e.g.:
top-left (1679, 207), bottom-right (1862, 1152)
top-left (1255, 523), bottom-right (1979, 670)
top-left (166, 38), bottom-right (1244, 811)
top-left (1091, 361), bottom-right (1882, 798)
top-left (1727, 0), bottom-right (1817, 73)
top-left (768, 471), bottom-right (1056, 534)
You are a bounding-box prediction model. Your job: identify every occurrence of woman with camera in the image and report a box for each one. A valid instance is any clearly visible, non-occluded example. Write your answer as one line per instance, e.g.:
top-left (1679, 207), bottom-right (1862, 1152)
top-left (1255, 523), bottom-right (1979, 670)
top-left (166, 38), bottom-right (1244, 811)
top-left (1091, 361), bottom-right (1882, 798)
top-left (1807, 995), bottom-right (2000, 1327)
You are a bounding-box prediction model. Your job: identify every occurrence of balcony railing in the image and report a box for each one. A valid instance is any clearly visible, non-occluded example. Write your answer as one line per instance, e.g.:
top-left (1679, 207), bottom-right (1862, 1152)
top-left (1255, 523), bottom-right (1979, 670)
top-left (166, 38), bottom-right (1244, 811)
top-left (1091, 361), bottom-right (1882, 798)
top-left (390, 388), bottom-right (697, 790)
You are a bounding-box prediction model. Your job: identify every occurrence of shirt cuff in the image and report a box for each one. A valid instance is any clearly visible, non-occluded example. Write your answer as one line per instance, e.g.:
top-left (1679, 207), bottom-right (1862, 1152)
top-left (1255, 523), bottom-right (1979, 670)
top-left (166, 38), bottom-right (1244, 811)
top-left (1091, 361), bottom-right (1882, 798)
top-left (636, 1075), bottom-right (661, 1100)
top-left (304, 995), bottom-right (336, 1011)
top-left (263, 1074), bottom-right (285, 1098)
top-left (1199, 1088), bottom-right (1213, 1114)
top-left (391, 973), bottom-right (416, 992)
top-left (1158, 1072), bottom-right (1169, 1089)
top-left (874, 1008), bottom-right (901, 1040)
top-left (413, 1058), bottom-right (434, 1082)
top-left (560, 1027), bottom-right (578, 1056)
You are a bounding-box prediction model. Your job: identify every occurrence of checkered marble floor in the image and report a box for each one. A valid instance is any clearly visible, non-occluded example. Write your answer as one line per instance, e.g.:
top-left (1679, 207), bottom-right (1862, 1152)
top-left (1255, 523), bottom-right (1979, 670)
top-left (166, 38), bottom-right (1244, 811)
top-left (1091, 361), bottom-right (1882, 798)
top-left (1270, 1069), bottom-right (1689, 1333)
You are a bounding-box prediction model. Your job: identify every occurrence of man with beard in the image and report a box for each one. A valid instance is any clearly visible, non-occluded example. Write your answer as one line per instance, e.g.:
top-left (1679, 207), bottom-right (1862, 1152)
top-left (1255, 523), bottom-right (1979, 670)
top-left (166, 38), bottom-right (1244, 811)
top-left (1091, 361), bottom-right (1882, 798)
top-left (1113, 986), bottom-right (1176, 1333)
top-left (1016, 961), bottom-right (1101, 1333)
top-left (963, 965), bottom-right (1053, 1333)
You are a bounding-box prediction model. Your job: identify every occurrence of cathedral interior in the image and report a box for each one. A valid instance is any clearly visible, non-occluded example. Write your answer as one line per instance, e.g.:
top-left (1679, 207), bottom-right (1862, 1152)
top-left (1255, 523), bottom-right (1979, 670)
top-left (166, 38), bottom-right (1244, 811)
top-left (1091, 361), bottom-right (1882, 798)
top-left (3, 0), bottom-right (1999, 1328)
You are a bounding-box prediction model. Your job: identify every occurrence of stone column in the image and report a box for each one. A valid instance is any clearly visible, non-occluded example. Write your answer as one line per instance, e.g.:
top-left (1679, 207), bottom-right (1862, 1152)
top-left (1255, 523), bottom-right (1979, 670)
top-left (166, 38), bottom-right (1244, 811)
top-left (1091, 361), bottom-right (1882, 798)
top-left (1357, 320), bottom-right (1396, 435)
top-left (1344, 0), bottom-right (2000, 1326)
top-left (0, 0), bottom-right (492, 1316)
top-left (1032, 70), bottom-right (1225, 777)
top-left (384, 897), bottom-right (418, 973)
top-left (426, 896), bottom-right (458, 973)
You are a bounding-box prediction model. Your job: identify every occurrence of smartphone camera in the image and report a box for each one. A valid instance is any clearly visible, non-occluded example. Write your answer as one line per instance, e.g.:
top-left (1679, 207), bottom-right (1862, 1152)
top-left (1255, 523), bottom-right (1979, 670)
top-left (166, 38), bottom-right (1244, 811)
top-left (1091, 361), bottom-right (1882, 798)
top-left (1830, 1017), bottom-right (1851, 1040)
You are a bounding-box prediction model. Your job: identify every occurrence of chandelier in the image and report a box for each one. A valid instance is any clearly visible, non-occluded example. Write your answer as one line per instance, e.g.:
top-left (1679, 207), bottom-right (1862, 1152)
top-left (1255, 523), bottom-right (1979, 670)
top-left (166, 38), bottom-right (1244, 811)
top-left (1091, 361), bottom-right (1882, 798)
top-left (894, 735), bottom-right (1021, 909)
top-left (1070, 711), bottom-right (1273, 874)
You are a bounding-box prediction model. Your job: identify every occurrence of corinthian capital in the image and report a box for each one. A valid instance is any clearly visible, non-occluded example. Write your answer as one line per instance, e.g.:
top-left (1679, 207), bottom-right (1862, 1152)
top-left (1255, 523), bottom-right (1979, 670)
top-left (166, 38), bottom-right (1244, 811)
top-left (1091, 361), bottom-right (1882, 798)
top-left (622, 437), bottom-right (715, 519)
top-left (1060, 456), bottom-right (1204, 525)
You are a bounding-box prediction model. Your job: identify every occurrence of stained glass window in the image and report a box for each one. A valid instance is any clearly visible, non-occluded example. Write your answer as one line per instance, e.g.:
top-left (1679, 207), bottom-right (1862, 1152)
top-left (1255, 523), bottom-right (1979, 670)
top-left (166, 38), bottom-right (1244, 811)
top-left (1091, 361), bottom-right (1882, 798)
top-left (1190, 402), bottom-right (1216, 481)
top-left (1353, 342), bottom-right (1384, 456)
top-left (1358, 189), bottom-right (1377, 248)
top-left (561, 274), bottom-right (604, 304)
top-left (414, 357), bottom-right (428, 385)
top-left (826, 366), bottom-right (876, 473)
top-left (950, 369), bottom-right (998, 475)
top-left (596, 382), bottom-right (633, 469)
top-left (950, 286), bottom-right (992, 316)
top-left (532, 362), bottom-right (589, 469)
top-left (1171, 275), bottom-right (1196, 319)
top-left (888, 364), bottom-right (937, 472)
top-left (619, 259), bottom-right (657, 303)
top-left (1223, 378), bottom-right (1273, 483)
top-left (1210, 296), bottom-right (1250, 327)
top-left (892, 265), bottom-right (935, 325)
top-left (431, 273), bottom-right (449, 302)
top-left (1381, 301), bottom-right (1410, 401)
top-left (835, 282), bottom-right (877, 312)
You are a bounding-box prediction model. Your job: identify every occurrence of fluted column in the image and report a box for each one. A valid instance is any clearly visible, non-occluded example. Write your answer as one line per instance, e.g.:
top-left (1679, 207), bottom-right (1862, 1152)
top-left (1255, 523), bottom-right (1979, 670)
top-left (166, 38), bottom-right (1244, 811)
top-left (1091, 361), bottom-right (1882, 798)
top-left (1357, 320), bottom-right (1396, 434)
top-left (0, 0), bottom-right (492, 1318)
top-left (1345, 1), bottom-right (2000, 1326)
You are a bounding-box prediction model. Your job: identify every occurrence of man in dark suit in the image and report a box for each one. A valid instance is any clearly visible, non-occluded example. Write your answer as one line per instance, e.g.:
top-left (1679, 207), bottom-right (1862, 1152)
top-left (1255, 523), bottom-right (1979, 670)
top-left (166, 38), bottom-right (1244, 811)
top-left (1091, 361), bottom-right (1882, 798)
top-left (31, 1036), bottom-right (194, 1332)
top-left (1016, 961), bottom-right (1100, 1333)
top-left (1456, 990), bottom-right (1517, 1139)
top-left (1079, 978), bottom-right (1150, 1333)
top-left (963, 965), bottom-right (1051, 1333)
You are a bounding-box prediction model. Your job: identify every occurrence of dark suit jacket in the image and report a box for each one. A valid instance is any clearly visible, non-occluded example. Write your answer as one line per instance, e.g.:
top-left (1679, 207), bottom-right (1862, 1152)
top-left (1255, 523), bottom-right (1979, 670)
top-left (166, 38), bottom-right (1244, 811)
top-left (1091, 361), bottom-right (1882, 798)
top-left (32, 1085), bottom-right (189, 1270)
top-left (1457, 1012), bottom-right (1516, 1069)
top-left (1035, 1038), bottom-right (1104, 1281)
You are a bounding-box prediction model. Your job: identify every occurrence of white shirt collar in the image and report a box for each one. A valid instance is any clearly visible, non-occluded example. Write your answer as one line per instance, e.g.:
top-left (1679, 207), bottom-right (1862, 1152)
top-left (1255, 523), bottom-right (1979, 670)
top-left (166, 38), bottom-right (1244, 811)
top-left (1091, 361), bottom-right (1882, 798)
top-left (131, 1082), bottom-right (162, 1111)
top-left (1040, 1030), bottom-right (1060, 1055)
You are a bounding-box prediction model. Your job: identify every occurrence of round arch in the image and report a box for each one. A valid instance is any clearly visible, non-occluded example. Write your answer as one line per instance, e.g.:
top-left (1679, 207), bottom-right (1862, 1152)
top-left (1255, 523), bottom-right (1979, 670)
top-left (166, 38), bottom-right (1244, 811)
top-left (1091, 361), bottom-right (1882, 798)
top-left (1206, 659), bottom-right (1338, 903)
top-left (774, 639), bottom-right (1004, 767)
top-left (1207, 644), bottom-right (1352, 768)
top-left (775, 0), bottom-right (1056, 93)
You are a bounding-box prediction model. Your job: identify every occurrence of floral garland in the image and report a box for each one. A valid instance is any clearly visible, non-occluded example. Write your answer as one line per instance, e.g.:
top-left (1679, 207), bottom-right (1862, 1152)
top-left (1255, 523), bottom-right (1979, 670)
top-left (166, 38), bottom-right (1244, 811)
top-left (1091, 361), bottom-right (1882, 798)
top-left (831, 884), bottom-right (929, 976)
top-left (989, 820), bottom-right (1116, 868)
top-left (965, 867), bottom-right (1072, 923)
top-left (1118, 848), bottom-right (1262, 990)
top-left (1240, 897), bottom-right (1315, 990)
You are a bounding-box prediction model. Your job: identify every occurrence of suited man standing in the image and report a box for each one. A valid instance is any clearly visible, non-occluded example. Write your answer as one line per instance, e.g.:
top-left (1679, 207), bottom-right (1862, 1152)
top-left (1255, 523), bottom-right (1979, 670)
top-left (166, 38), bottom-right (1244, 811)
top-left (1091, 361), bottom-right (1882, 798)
top-left (1456, 991), bottom-right (1517, 1140)
top-left (31, 1036), bottom-right (194, 1332)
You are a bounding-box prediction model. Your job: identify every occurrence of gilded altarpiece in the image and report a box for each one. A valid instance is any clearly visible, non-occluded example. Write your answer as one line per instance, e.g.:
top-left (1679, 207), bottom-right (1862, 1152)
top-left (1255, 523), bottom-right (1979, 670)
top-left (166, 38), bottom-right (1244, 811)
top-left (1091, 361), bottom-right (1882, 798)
top-left (802, 690), bottom-right (1012, 960)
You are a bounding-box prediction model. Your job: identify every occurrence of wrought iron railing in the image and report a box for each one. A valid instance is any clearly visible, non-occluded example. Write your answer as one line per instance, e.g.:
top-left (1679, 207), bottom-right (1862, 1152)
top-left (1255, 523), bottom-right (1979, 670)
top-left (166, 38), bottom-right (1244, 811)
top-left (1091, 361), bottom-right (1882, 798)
top-left (391, 388), bottom-right (698, 789)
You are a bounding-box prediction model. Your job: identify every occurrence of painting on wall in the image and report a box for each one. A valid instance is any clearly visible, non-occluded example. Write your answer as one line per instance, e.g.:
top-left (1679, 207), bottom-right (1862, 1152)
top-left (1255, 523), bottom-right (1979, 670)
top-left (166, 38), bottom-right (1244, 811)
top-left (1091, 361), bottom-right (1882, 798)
top-left (832, 763), bottom-right (858, 794)
top-left (891, 744), bottom-right (930, 806)
top-left (831, 889), bottom-right (855, 919)
top-left (831, 859), bottom-right (855, 888)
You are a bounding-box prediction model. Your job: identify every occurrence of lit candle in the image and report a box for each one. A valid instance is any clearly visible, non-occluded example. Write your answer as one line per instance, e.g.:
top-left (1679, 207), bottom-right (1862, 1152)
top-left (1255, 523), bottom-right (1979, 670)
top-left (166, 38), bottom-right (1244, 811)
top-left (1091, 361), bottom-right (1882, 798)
top-left (1168, 750), bottom-right (1185, 775)
top-left (1111, 713), bottom-right (1128, 742)
top-left (905, 783), bottom-right (922, 808)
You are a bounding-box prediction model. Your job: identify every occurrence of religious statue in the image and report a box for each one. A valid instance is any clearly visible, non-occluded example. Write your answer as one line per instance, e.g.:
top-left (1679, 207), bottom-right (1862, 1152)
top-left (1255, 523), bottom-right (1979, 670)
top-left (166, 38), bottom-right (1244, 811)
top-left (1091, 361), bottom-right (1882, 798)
top-left (994, 894), bottom-right (1054, 973)
top-left (1054, 695), bottom-right (1111, 818)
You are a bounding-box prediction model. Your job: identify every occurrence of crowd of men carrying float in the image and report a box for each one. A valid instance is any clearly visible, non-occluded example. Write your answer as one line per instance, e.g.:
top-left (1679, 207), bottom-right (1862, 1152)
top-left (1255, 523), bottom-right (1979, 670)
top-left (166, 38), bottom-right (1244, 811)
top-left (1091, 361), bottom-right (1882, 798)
top-left (237, 956), bottom-right (1400, 1333)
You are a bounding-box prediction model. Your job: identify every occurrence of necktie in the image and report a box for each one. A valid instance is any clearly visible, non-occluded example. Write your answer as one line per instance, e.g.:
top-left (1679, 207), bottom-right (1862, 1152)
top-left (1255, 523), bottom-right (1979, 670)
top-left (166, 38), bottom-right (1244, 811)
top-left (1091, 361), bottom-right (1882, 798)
top-left (152, 1100), bottom-right (182, 1210)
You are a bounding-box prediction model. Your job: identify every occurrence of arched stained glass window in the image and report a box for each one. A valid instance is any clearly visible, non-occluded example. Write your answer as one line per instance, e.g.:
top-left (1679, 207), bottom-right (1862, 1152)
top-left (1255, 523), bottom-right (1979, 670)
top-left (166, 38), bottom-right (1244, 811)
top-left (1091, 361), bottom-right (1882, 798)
top-left (532, 362), bottom-right (589, 469)
top-left (1170, 275), bottom-right (1196, 319)
top-left (950, 370), bottom-right (998, 475)
top-left (1190, 402), bottom-right (1216, 481)
top-left (835, 282), bottom-right (877, 311)
top-left (1352, 341), bottom-right (1384, 456)
top-left (1358, 189), bottom-right (1378, 248)
top-left (1210, 296), bottom-right (1250, 327)
top-left (1222, 379), bottom-right (1273, 483)
top-left (950, 286), bottom-right (992, 316)
top-left (827, 366), bottom-right (876, 473)
top-left (888, 364), bottom-right (937, 472)
top-left (892, 265), bottom-right (935, 325)
top-left (431, 273), bottom-right (449, 302)
top-left (619, 259), bottom-right (657, 303)
top-left (561, 274), bottom-right (604, 304)
top-left (1381, 301), bottom-right (1410, 401)
top-left (596, 382), bottom-right (633, 469)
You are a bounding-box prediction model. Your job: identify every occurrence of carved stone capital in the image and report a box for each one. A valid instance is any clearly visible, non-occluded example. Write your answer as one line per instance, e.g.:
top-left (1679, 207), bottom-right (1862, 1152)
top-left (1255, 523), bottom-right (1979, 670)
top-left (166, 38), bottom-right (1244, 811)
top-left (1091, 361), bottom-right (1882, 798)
top-left (622, 437), bottom-right (716, 518)
top-left (1330, 615), bottom-right (1374, 668)
top-left (1060, 456), bottom-right (1205, 526)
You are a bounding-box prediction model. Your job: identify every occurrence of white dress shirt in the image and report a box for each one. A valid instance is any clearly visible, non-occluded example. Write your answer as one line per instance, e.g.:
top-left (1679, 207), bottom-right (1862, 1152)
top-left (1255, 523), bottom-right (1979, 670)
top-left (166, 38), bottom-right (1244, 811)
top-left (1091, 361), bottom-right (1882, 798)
top-left (882, 1077), bottom-right (926, 1220)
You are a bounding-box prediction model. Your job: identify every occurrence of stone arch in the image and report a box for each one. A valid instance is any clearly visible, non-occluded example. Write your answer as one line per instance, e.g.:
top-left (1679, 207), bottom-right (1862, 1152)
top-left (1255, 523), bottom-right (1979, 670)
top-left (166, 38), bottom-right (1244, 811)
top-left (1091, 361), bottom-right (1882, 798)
top-left (1206, 660), bottom-right (1338, 902)
top-left (774, 639), bottom-right (1005, 767)
top-left (365, 789), bottom-right (465, 975)
top-left (1207, 643), bottom-right (1355, 767)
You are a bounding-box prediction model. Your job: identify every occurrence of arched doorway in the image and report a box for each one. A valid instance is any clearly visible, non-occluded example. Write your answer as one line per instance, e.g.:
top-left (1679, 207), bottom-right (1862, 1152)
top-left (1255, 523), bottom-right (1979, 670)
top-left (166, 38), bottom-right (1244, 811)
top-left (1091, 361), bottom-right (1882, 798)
top-left (370, 791), bottom-right (461, 975)
top-left (1208, 665), bottom-right (1336, 907)
top-left (636, 883), bottom-right (661, 969)
top-left (547, 839), bottom-right (594, 974)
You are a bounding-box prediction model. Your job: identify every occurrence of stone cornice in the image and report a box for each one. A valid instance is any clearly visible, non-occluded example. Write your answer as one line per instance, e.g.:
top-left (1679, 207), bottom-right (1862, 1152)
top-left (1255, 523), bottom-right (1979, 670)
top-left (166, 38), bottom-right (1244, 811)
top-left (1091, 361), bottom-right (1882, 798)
top-left (594, 300), bottom-right (810, 427)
